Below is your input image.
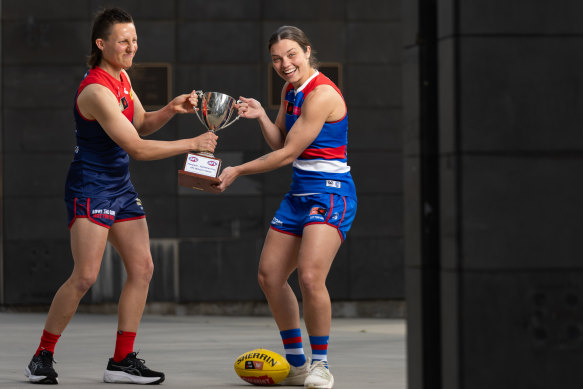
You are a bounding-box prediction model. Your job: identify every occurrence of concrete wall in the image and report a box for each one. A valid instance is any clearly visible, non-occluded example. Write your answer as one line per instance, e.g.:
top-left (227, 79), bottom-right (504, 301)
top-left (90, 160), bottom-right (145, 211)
top-left (405, 0), bottom-right (583, 388)
top-left (0, 0), bottom-right (403, 316)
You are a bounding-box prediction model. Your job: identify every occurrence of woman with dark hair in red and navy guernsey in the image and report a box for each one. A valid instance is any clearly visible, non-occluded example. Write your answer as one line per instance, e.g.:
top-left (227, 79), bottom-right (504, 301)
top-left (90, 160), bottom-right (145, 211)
top-left (24, 8), bottom-right (217, 385)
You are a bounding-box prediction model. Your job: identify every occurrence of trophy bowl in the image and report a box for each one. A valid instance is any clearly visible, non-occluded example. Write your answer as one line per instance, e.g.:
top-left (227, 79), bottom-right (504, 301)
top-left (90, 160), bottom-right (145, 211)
top-left (195, 91), bottom-right (241, 133)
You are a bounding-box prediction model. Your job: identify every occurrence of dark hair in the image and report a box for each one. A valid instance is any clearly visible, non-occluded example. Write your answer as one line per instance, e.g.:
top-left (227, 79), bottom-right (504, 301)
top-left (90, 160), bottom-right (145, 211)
top-left (87, 8), bottom-right (134, 68)
top-left (268, 25), bottom-right (319, 69)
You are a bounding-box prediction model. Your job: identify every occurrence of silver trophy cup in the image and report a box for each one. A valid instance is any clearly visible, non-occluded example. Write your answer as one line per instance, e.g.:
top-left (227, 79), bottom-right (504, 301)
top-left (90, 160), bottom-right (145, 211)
top-left (194, 91), bottom-right (241, 134)
top-left (178, 91), bottom-right (241, 192)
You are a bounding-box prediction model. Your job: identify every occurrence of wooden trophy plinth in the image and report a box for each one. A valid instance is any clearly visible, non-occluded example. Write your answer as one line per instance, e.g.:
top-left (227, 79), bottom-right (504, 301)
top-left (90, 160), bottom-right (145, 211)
top-left (178, 152), bottom-right (221, 192)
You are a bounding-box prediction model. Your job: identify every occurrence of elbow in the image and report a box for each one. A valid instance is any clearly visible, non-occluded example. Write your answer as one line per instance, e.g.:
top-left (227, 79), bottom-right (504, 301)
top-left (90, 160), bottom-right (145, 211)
top-left (280, 151), bottom-right (298, 167)
top-left (130, 152), bottom-right (148, 161)
top-left (126, 144), bottom-right (150, 161)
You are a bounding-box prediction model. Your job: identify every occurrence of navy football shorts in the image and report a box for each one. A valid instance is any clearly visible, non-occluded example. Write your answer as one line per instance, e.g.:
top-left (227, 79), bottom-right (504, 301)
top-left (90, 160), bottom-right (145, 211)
top-left (66, 191), bottom-right (145, 229)
top-left (270, 193), bottom-right (357, 241)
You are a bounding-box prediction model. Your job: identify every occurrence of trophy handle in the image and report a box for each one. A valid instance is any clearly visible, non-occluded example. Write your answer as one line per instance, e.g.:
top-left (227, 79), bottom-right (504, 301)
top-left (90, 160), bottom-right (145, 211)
top-left (219, 99), bottom-right (242, 130)
top-left (193, 90), bottom-right (210, 131)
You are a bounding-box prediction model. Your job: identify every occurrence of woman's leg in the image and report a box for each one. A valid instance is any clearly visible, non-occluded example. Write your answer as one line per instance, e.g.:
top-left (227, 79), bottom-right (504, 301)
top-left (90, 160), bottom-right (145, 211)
top-left (103, 218), bottom-right (164, 384)
top-left (296, 224), bottom-right (341, 337)
top-left (44, 219), bottom-right (109, 335)
top-left (108, 218), bottom-right (153, 333)
top-left (258, 228), bottom-right (302, 331)
top-left (297, 224), bottom-right (341, 387)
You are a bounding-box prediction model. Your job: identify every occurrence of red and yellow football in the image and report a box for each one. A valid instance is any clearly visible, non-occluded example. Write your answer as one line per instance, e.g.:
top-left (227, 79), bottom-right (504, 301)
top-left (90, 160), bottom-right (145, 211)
top-left (234, 348), bottom-right (290, 385)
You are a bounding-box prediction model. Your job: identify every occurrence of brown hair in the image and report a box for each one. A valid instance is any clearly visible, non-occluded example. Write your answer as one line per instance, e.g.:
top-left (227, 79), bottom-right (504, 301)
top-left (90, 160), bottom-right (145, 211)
top-left (268, 25), bottom-right (319, 69)
top-left (87, 8), bottom-right (134, 68)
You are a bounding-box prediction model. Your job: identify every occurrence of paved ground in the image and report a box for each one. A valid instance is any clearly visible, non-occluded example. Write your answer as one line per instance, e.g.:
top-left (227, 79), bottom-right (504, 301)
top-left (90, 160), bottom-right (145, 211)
top-left (0, 312), bottom-right (406, 389)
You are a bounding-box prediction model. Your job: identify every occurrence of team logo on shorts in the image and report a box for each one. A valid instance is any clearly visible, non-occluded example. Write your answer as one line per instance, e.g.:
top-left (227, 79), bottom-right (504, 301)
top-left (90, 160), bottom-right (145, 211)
top-left (271, 217), bottom-right (283, 226)
top-left (136, 198), bottom-right (143, 210)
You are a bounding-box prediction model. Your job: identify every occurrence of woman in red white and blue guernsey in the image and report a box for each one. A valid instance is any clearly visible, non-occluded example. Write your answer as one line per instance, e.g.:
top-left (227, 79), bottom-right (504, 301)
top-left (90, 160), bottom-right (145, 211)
top-left (215, 26), bottom-right (357, 389)
top-left (25, 8), bottom-right (217, 385)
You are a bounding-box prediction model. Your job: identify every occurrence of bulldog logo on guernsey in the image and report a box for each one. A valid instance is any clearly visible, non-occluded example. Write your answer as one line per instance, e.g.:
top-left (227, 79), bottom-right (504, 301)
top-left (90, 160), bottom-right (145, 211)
top-left (285, 102), bottom-right (301, 116)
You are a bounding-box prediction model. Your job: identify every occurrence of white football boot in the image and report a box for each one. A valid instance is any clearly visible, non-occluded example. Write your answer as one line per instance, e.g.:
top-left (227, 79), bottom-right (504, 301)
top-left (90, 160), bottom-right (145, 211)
top-left (304, 360), bottom-right (334, 388)
top-left (280, 359), bottom-right (310, 386)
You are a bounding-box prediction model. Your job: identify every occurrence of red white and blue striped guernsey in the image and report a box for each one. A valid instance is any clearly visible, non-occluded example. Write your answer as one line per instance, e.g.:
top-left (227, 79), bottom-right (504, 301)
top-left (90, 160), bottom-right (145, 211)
top-left (284, 71), bottom-right (357, 199)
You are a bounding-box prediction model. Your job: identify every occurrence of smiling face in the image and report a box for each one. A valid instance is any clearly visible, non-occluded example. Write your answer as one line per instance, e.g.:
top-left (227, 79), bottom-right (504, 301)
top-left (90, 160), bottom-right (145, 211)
top-left (270, 39), bottom-right (313, 89)
top-left (96, 22), bottom-right (138, 72)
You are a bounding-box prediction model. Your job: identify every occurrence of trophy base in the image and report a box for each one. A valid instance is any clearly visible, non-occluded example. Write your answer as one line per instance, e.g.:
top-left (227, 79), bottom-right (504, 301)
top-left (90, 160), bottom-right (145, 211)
top-left (178, 151), bottom-right (221, 192)
top-left (178, 170), bottom-right (220, 192)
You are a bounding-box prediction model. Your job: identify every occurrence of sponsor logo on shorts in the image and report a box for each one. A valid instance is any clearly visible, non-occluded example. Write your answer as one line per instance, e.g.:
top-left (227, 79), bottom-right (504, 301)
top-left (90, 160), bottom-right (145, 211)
top-left (271, 217), bottom-right (283, 226)
top-left (309, 207), bottom-right (327, 216)
top-left (92, 208), bottom-right (116, 220)
top-left (136, 198), bottom-right (144, 210)
top-left (331, 212), bottom-right (340, 221)
top-left (326, 180), bottom-right (341, 188)
top-left (309, 207), bottom-right (327, 220)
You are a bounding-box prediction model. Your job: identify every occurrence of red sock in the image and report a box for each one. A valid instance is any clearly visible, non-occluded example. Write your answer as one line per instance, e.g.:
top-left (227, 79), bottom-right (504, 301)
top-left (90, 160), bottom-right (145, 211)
top-left (113, 330), bottom-right (137, 362)
top-left (35, 329), bottom-right (61, 356)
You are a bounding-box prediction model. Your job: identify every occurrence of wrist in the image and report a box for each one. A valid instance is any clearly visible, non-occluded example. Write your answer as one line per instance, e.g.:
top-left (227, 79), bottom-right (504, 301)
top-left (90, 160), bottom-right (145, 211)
top-left (257, 109), bottom-right (269, 124)
top-left (231, 165), bottom-right (244, 178)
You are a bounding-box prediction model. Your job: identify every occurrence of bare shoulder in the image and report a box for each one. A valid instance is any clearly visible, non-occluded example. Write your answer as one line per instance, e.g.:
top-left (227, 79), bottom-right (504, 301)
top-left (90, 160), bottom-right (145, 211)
top-left (304, 84), bottom-right (345, 121)
top-left (77, 83), bottom-right (118, 119)
top-left (121, 69), bottom-right (132, 85)
top-left (279, 81), bottom-right (291, 99)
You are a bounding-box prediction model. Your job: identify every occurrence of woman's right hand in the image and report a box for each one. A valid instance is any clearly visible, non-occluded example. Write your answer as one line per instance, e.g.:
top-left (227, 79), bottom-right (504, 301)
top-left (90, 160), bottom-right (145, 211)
top-left (193, 131), bottom-right (218, 153)
top-left (235, 96), bottom-right (264, 119)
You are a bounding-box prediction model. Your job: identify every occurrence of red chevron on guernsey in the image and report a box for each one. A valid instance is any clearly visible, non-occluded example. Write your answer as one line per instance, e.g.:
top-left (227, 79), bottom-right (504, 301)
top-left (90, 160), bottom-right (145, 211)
top-left (300, 145), bottom-right (346, 160)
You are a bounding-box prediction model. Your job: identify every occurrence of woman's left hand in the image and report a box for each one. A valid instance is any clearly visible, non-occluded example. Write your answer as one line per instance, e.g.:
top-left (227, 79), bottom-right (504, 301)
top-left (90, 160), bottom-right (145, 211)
top-left (213, 166), bottom-right (239, 192)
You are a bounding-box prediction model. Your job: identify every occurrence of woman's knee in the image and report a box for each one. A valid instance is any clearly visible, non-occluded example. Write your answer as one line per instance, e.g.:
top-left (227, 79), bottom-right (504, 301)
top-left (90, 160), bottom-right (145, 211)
top-left (257, 269), bottom-right (270, 291)
top-left (125, 256), bottom-right (154, 283)
top-left (297, 268), bottom-right (324, 295)
top-left (257, 269), bottom-right (286, 293)
top-left (69, 271), bottom-right (99, 294)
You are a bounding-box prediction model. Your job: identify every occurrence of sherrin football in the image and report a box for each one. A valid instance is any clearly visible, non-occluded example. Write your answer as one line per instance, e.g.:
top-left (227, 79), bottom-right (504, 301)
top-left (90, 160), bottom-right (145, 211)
top-left (234, 348), bottom-right (290, 385)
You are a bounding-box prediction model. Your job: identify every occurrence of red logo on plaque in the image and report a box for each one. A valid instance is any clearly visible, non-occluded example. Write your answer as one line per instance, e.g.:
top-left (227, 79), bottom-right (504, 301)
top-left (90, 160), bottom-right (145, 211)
top-left (189, 156), bottom-right (198, 162)
top-left (208, 161), bottom-right (218, 166)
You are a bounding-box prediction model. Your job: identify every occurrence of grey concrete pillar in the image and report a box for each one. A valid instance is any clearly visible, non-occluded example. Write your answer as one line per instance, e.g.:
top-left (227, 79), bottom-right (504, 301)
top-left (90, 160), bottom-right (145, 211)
top-left (404, 1), bottom-right (583, 388)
